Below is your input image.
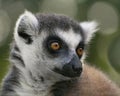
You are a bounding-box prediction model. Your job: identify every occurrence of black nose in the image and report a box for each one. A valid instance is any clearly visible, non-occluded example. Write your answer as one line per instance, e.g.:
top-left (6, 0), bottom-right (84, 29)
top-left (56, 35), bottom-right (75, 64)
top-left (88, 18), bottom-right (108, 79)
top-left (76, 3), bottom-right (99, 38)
top-left (62, 61), bottom-right (82, 77)
top-left (72, 64), bottom-right (82, 75)
top-left (53, 55), bottom-right (83, 78)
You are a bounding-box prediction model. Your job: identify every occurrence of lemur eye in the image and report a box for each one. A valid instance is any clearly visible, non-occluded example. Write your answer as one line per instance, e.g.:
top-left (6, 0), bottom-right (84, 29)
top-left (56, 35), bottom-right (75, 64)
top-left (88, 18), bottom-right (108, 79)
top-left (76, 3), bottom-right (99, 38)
top-left (76, 48), bottom-right (83, 56)
top-left (50, 42), bottom-right (61, 51)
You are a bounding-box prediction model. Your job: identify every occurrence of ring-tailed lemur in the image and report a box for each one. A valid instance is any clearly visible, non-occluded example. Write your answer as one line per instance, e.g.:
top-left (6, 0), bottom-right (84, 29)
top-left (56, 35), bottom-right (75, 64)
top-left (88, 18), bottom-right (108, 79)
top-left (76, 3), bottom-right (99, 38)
top-left (1, 11), bottom-right (120, 96)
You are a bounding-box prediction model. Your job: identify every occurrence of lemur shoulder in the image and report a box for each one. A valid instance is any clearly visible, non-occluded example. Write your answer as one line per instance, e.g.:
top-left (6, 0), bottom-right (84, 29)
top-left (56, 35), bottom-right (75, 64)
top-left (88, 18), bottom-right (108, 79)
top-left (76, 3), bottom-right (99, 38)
top-left (1, 11), bottom-right (120, 96)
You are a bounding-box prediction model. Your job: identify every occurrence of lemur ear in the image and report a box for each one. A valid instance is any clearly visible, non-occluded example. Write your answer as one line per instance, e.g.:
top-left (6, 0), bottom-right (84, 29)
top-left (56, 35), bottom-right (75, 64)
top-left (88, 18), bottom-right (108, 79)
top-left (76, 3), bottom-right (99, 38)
top-left (80, 21), bottom-right (99, 44)
top-left (14, 10), bottom-right (39, 44)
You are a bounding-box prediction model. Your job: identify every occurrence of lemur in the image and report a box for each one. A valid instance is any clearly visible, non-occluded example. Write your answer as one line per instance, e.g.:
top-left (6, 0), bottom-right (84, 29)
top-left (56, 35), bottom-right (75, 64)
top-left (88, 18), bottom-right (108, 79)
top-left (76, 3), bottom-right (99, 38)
top-left (1, 11), bottom-right (120, 96)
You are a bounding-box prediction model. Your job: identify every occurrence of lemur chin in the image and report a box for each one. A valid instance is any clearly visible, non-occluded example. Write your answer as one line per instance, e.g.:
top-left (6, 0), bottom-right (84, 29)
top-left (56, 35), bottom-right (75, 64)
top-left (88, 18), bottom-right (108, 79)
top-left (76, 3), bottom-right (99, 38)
top-left (1, 11), bottom-right (120, 96)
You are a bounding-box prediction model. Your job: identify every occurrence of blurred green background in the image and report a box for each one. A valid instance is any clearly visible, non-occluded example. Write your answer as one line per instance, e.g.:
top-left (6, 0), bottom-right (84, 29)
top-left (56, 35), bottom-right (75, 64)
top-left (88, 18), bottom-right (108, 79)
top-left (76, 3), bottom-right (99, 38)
top-left (0, 0), bottom-right (120, 86)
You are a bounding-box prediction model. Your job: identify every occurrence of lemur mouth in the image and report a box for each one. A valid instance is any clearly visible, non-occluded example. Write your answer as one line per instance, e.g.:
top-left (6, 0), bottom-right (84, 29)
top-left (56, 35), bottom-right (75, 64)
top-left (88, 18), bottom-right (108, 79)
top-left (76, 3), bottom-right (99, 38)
top-left (53, 55), bottom-right (83, 78)
top-left (53, 65), bottom-right (82, 78)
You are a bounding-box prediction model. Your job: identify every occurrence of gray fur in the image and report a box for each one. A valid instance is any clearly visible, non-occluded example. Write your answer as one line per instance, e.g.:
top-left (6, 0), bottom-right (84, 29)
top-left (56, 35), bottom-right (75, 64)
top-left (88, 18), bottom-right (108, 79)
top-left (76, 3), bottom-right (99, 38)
top-left (35, 13), bottom-right (83, 35)
top-left (1, 66), bottom-right (20, 96)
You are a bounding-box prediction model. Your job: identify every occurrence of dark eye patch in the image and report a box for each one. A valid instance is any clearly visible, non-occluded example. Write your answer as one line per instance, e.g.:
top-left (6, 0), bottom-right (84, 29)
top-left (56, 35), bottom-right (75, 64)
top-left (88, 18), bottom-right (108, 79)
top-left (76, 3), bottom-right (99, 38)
top-left (44, 35), bottom-right (68, 56)
top-left (76, 41), bottom-right (85, 58)
top-left (18, 30), bottom-right (33, 44)
top-left (77, 41), bottom-right (85, 49)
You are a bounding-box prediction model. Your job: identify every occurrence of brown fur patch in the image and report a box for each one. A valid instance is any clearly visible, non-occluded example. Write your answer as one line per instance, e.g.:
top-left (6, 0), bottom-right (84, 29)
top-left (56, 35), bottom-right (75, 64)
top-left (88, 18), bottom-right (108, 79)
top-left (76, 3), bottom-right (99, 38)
top-left (65, 64), bottom-right (120, 96)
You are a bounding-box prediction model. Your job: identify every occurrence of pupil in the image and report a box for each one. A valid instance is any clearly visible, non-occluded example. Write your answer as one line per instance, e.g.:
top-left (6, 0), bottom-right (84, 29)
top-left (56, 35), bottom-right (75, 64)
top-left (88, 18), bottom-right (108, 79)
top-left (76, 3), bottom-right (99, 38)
top-left (52, 43), bottom-right (59, 49)
top-left (55, 44), bottom-right (58, 47)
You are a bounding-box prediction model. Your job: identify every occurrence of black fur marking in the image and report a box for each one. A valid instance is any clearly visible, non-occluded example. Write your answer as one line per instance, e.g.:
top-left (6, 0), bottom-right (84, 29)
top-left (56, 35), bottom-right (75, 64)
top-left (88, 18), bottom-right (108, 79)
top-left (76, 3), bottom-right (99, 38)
top-left (28, 71), bottom-right (39, 84)
top-left (11, 52), bottom-right (25, 67)
top-left (10, 42), bottom-right (25, 67)
top-left (40, 76), bottom-right (44, 82)
top-left (1, 66), bottom-right (21, 96)
top-left (51, 80), bottom-right (78, 96)
top-left (18, 31), bottom-right (33, 44)
top-left (10, 42), bottom-right (20, 52)
top-left (28, 71), bottom-right (44, 83)
top-left (14, 44), bottom-right (20, 52)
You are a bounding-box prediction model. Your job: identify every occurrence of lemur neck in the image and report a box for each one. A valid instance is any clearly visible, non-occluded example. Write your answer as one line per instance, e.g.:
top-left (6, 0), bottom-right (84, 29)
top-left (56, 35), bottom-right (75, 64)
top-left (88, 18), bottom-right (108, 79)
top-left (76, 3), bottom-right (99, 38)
top-left (51, 79), bottom-right (79, 96)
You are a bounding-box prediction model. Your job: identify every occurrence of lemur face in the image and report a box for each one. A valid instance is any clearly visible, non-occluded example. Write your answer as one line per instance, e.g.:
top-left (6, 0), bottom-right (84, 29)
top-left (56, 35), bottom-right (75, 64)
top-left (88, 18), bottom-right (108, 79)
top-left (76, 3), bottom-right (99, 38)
top-left (43, 28), bottom-right (83, 77)
top-left (14, 11), bottom-right (98, 80)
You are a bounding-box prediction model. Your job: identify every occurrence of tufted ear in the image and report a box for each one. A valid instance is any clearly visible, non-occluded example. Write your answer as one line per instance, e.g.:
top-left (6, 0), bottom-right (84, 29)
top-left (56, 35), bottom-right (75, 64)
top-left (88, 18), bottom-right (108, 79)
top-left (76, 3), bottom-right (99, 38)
top-left (80, 21), bottom-right (99, 44)
top-left (14, 10), bottom-right (39, 44)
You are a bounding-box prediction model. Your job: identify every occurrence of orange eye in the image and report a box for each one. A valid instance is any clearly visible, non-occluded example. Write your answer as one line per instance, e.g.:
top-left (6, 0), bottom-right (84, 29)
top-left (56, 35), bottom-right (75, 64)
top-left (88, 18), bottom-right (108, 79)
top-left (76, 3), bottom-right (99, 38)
top-left (50, 42), bottom-right (60, 51)
top-left (77, 48), bottom-right (83, 56)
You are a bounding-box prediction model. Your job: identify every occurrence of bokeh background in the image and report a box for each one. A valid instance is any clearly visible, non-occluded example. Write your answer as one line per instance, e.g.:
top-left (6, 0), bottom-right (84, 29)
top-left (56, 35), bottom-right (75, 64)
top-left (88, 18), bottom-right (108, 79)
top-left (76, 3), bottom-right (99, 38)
top-left (0, 0), bottom-right (120, 86)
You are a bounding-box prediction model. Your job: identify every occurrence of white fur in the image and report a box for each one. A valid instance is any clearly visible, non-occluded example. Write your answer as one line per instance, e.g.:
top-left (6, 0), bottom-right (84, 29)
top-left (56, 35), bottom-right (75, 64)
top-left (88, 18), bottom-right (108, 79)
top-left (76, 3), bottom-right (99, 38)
top-left (14, 10), bottom-right (39, 50)
top-left (13, 11), bottom-right (48, 95)
top-left (80, 21), bottom-right (99, 43)
top-left (14, 31), bottom-right (70, 96)
top-left (14, 10), bottom-right (38, 34)
top-left (57, 28), bottom-right (81, 51)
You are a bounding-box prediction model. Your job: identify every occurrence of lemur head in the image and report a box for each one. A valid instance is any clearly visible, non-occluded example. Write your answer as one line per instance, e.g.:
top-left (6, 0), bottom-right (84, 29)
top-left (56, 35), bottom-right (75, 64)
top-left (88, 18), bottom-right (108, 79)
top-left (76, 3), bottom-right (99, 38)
top-left (13, 11), bottom-right (98, 81)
